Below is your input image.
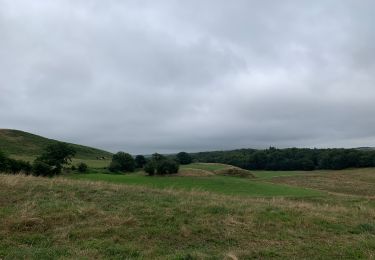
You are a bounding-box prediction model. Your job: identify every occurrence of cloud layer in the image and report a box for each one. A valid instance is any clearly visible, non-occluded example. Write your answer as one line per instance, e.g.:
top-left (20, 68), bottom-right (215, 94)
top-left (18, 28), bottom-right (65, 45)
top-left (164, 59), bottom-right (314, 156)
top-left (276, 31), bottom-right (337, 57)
top-left (1, 0), bottom-right (375, 153)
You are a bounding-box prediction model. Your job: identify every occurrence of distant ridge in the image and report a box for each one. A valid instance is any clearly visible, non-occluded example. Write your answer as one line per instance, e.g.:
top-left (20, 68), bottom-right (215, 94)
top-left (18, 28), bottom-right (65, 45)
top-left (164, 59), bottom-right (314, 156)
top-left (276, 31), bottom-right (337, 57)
top-left (356, 147), bottom-right (375, 151)
top-left (0, 129), bottom-right (112, 159)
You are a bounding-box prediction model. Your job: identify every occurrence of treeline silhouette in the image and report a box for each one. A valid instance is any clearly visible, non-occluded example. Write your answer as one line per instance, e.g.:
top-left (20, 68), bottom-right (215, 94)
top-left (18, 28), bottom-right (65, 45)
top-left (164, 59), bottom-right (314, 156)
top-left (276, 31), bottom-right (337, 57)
top-left (191, 147), bottom-right (375, 170)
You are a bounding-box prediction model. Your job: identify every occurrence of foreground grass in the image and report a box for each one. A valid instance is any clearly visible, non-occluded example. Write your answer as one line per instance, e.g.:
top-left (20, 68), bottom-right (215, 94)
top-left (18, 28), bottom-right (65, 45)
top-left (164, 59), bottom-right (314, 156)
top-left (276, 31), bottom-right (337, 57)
top-left (0, 174), bottom-right (375, 259)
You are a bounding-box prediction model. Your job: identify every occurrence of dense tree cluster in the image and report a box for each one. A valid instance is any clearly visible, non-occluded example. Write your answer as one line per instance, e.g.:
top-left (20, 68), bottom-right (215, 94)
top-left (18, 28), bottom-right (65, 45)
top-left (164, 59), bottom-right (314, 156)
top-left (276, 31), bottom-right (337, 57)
top-left (135, 155), bottom-right (147, 168)
top-left (144, 153), bottom-right (179, 175)
top-left (191, 147), bottom-right (375, 171)
top-left (109, 152), bottom-right (135, 172)
top-left (175, 152), bottom-right (192, 165)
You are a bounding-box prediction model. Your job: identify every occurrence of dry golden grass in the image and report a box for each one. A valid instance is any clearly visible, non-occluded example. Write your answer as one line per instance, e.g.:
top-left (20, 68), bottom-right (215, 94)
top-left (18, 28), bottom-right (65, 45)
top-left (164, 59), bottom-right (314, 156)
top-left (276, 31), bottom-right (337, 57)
top-left (177, 168), bottom-right (215, 177)
top-left (269, 168), bottom-right (375, 197)
top-left (214, 166), bottom-right (255, 178)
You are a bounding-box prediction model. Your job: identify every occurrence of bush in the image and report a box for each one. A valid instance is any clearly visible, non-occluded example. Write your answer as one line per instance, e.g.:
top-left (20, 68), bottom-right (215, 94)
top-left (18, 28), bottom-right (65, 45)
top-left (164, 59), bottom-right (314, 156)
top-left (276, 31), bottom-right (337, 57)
top-left (157, 159), bottom-right (179, 175)
top-left (32, 160), bottom-right (54, 177)
top-left (0, 151), bottom-right (7, 172)
top-left (109, 160), bottom-right (121, 172)
top-left (109, 152), bottom-right (135, 172)
top-left (7, 159), bottom-right (32, 175)
top-left (135, 155), bottom-right (147, 168)
top-left (0, 151), bottom-right (32, 175)
top-left (77, 162), bottom-right (88, 173)
top-left (144, 161), bottom-right (156, 176)
top-left (145, 157), bottom-right (179, 176)
top-left (176, 152), bottom-right (192, 165)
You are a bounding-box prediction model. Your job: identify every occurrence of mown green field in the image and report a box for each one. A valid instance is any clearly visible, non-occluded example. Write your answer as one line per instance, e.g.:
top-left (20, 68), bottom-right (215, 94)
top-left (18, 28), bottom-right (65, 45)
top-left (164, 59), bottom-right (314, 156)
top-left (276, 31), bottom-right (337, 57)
top-left (1, 165), bottom-right (375, 259)
top-left (70, 173), bottom-right (321, 197)
top-left (70, 162), bottom-right (321, 197)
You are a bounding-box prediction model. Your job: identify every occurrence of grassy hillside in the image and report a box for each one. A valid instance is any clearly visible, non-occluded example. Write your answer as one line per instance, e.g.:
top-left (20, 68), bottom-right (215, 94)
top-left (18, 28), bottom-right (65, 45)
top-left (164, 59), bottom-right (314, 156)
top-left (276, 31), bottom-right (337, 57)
top-left (1, 170), bottom-right (374, 259)
top-left (0, 129), bottom-right (112, 160)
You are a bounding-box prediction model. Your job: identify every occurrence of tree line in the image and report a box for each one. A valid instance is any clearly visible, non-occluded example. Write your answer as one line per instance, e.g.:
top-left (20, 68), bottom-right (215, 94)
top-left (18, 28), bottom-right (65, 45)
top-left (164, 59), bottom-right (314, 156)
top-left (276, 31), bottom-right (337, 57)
top-left (190, 147), bottom-right (375, 170)
top-left (0, 143), bottom-right (193, 176)
top-left (0, 142), bottom-right (82, 176)
top-left (108, 151), bottom-right (192, 175)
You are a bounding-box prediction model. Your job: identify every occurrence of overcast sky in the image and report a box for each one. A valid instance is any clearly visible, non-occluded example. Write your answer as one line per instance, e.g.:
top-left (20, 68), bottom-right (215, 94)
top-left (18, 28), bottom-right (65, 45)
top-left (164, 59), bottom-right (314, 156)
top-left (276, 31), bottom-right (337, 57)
top-left (1, 0), bottom-right (375, 154)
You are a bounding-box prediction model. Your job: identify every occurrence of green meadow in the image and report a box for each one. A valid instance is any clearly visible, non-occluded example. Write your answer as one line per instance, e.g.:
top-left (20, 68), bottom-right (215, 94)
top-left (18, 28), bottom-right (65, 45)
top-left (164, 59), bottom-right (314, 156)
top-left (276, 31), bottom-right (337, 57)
top-left (70, 172), bottom-right (321, 197)
top-left (1, 167), bottom-right (375, 259)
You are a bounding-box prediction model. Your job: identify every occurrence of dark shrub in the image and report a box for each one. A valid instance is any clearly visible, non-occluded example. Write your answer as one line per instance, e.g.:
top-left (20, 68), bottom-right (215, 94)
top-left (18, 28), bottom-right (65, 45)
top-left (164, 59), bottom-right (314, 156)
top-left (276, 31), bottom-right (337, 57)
top-left (77, 162), bottom-right (88, 173)
top-left (32, 160), bottom-right (54, 177)
top-left (144, 161), bottom-right (156, 176)
top-left (7, 159), bottom-right (32, 175)
top-left (109, 160), bottom-right (121, 172)
top-left (135, 155), bottom-right (147, 168)
top-left (0, 151), bottom-right (7, 172)
top-left (0, 151), bottom-right (31, 175)
top-left (176, 152), bottom-right (192, 165)
top-left (152, 153), bottom-right (165, 161)
top-left (144, 155), bottom-right (179, 176)
top-left (156, 159), bottom-right (179, 175)
top-left (109, 152), bottom-right (135, 172)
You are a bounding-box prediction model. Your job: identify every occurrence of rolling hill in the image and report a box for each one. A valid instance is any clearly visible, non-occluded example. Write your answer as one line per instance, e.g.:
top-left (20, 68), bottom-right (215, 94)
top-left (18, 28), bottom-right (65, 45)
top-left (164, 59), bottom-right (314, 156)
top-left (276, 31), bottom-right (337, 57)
top-left (0, 129), bottom-right (112, 160)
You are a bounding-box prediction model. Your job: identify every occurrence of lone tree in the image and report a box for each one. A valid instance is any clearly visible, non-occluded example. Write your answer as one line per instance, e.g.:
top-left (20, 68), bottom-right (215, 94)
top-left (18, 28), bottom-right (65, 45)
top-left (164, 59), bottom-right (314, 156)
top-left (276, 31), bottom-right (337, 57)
top-left (33, 142), bottom-right (76, 176)
top-left (135, 155), bottom-right (147, 168)
top-left (176, 152), bottom-right (192, 165)
top-left (109, 152), bottom-right (135, 172)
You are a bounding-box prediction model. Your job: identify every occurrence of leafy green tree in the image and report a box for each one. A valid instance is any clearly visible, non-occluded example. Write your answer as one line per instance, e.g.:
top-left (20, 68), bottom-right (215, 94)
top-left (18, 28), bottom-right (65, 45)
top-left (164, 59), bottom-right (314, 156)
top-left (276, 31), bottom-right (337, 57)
top-left (144, 161), bottom-right (156, 176)
top-left (135, 155), bottom-right (147, 168)
top-left (35, 142), bottom-right (76, 175)
top-left (176, 152), bottom-right (192, 165)
top-left (109, 152), bottom-right (135, 172)
top-left (156, 159), bottom-right (179, 174)
top-left (144, 154), bottom-right (179, 176)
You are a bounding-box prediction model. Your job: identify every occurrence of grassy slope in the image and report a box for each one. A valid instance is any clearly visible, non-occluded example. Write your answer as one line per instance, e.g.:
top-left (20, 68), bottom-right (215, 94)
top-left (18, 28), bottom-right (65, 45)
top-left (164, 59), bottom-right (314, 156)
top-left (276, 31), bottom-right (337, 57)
top-left (1, 173), bottom-right (374, 259)
top-left (0, 129), bottom-right (112, 160)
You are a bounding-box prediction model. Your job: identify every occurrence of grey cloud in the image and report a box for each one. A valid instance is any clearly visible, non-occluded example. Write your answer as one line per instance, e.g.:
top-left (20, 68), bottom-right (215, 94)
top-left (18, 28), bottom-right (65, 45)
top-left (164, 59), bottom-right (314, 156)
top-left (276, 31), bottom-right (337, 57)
top-left (1, 0), bottom-right (375, 154)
